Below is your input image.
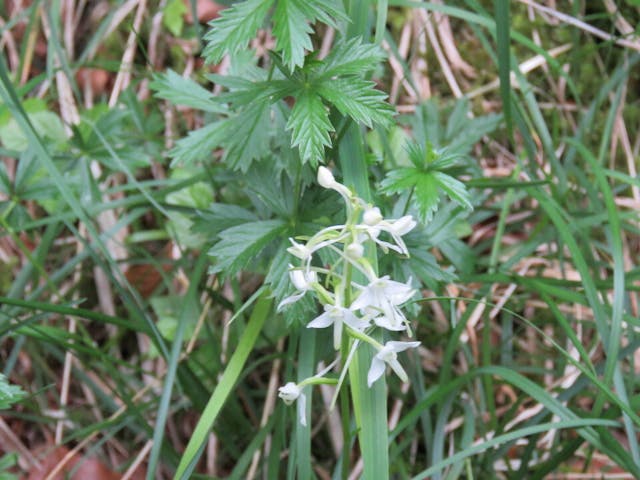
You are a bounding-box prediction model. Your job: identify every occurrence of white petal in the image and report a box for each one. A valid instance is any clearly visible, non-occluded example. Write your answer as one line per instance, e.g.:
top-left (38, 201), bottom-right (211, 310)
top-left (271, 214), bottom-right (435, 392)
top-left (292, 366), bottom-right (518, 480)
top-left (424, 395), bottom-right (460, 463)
top-left (382, 280), bottom-right (415, 305)
top-left (333, 317), bottom-right (343, 350)
top-left (387, 340), bottom-right (421, 353)
top-left (350, 289), bottom-right (374, 311)
top-left (307, 311), bottom-right (334, 329)
top-left (387, 358), bottom-right (409, 382)
top-left (277, 292), bottom-right (305, 311)
top-left (341, 309), bottom-right (370, 331)
top-left (390, 216), bottom-right (416, 235)
top-left (373, 314), bottom-right (407, 331)
top-left (367, 357), bottom-right (386, 387)
top-left (298, 392), bottom-right (307, 427)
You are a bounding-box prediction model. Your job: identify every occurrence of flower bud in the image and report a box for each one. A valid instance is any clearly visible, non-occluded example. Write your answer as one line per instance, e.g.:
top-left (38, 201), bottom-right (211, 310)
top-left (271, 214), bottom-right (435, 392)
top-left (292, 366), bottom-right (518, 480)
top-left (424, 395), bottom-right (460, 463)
top-left (363, 207), bottom-right (383, 226)
top-left (345, 242), bottom-right (364, 260)
top-left (317, 166), bottom-right (336, 189)
top-left (278, 382), bottom-right (302, 405)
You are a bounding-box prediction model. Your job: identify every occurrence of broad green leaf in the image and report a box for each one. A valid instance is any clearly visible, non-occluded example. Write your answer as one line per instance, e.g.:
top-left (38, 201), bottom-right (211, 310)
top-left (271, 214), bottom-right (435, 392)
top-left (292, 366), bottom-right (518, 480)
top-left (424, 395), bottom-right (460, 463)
top-left (0, 110), bottom-right (67, 151)
top-left (286, 90), bottom-right (333, 164)
top-left (203, 0), bottom-right (274, 64)
top-left (208, 219), bottom-right (289, 275)
top-left (317, 77), bottom-right (394, 128)
top-left (162, 0), bottom-right (187, 36)
top-left (150, 70), bottom-right (225, 112)
top-left (0, 374), bottom-right (26, 410)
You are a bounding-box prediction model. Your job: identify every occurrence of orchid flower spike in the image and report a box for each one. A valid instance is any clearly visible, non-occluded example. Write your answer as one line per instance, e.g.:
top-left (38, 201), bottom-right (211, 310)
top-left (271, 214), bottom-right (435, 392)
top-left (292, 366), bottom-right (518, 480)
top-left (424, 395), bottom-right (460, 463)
top-left (368, 340), bottom-right (421, 387)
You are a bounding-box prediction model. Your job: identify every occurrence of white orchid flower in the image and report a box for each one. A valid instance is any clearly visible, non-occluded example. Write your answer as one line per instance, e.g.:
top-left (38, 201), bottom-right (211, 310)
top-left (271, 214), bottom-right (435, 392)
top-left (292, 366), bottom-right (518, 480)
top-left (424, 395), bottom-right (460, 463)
top-left (350, 276), bottom-right (415, 331)
top-left (357, 209), bottom-right (417, 256)
top-left (277, 266), bottom-right (317, 311)
top-left (278, 382), bottom-right (307, 426)
top-left (367, 341), bottom-right (421, 387)
top-left (308, 303), bottom-right (370, 349)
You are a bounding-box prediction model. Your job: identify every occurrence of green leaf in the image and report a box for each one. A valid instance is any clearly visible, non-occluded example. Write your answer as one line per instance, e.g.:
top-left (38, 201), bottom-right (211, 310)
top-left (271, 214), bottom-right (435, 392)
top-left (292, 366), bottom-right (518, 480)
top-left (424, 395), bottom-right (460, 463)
top-left (150, 70), bottom-right (225, 113)
top-left (0, 106), bottom-right (67, 151)
top-left (174, 292), bottom-right (271, 480)
top-left (272, 0), bottom-right (346, 71)
top-left (381, 142), bottom-right (473, 222)
top-left (316, 37), bottom-right (386, 78)
top-left (0, 374), bottom-right (26, 410)
top-left (162, 0), bottom-right (187, 36)
top-left (203, 0), bottom-right (274, 64)
top-left (272, 0), bottom-right (313, 71)
top-left (208, 219), bottom-right (289, 275)
top-left (169, 120), bottom-right (229, 166)
top-left (286, 90), bottom-right (333, 164)
top-left (317, 77), bottom-right (394, 128)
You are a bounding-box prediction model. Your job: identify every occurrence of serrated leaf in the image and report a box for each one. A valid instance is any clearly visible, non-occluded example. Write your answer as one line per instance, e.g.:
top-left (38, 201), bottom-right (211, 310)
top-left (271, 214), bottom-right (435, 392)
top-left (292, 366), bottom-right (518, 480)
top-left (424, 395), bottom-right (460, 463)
top-left (0, 374), bottom-right (26, 410)
top-left (286, 90), bottom-right (333, 165)
top-left (208, 219), bottom-right (288, 275)
top-left (433, 171), bottom-right (473, 211)
top-left (223, 100), bottom-right (274, 171)
top-left (203, 0), bottom-right (274, 64)
top-left (150, 70), bottom-right (225, 113)
top-left (381, 162), bottom-right (472, 223)
top-left (272, 0), bottom-right (346, 71)
top-left (272, 0), bottom-right (314, 71)
top-left (193, 203), bottom-right (259, 238)
top-left (169, 120), bottom-right (229, 167)
top-left (317, 78), bottom-right (394, 128)
top-left (316, 37), bottom-right (386, 79)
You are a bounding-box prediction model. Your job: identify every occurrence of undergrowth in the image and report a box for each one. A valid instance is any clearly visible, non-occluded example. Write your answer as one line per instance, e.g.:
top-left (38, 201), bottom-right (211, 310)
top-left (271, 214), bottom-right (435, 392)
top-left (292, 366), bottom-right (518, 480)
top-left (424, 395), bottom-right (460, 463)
top-left (1, 0), bottom-right (639, 479)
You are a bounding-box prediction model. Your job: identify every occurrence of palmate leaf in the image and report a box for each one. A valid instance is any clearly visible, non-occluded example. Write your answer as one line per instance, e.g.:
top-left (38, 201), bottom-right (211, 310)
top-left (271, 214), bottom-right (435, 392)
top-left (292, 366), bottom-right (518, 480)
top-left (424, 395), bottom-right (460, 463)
top-left (273, 0), bottom-right (346, 71)
top-left (208, 219), bottom-right (289, 276)
top-left (203, 0), bottom-right (274, 64)
top-left (286, 89), bottom-right (333, 165)
top-left (381, 143), bottom-right (473, 222)
top-left (318, 78), bottom-right (395, 128)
